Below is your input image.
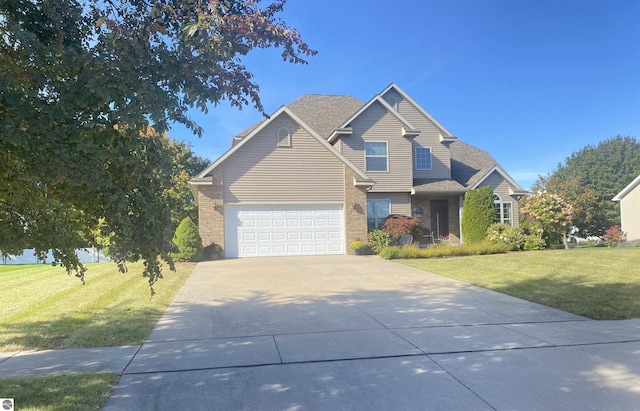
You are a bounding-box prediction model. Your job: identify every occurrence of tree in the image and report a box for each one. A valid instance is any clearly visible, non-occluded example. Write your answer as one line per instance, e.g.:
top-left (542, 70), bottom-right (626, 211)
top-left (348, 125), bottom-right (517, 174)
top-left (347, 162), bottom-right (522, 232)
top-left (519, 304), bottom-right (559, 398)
top-left (520, 191), bottom-right (573, 249)
top-left (461, 187), bottom-right (495, 244)
top-left (162, 138), bottom-right (211, 231)
top-left (382, 214), bottom-right (422, 243)
top-left (0, 0), bottom-right (315, 289)
top-left (171, 217), bottom-right (203, 262)
top-left (534, 135), bottom-right (640, 236)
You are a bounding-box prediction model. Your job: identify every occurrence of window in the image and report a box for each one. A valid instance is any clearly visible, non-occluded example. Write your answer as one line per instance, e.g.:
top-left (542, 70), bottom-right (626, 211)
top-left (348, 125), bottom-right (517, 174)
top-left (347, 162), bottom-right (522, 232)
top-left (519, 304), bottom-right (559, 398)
top-left (277, 127), bottom-right (291, 147)
top-left (365, 141), bottom-right (388, 172)
top-left (367, 199), bottom-right (390, 230)
top-left (415, 147), bottom-right (432, 170)
top-left (494, 194), bottom-right (513, 225)
top-left (387, 96), bottom-right (398, 110)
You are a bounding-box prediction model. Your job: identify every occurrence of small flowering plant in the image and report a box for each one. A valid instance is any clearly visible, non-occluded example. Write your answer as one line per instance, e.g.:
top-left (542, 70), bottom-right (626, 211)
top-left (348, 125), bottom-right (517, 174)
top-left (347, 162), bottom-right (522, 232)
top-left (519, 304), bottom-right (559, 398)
top-left (603, 225), bottom-right (625, 247)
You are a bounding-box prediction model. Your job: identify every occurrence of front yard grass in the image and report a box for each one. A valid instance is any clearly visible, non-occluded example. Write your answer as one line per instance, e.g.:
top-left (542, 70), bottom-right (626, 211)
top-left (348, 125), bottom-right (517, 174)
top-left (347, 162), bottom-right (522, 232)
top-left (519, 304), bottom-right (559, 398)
top-left (0, 261), bottom-right (195, 351)
top-left (398, 247), bottom-right (640, 320)
top-left (0, 373), bottom-right (117, 411)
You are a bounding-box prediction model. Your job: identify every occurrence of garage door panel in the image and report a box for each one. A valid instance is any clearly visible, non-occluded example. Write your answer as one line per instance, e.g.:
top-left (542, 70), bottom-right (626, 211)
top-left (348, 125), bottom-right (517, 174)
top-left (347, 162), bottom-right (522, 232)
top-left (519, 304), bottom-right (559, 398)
top-left (225, 205), bottom-right (344, 257)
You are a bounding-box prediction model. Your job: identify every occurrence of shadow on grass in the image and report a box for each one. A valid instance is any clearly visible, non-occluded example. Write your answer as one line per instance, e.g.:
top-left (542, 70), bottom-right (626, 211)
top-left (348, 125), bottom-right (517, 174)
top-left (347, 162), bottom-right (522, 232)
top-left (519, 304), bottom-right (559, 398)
top-left (491, 274), bottom-right (640, 320)
top-left (0, 305), bottom-right (165, 351)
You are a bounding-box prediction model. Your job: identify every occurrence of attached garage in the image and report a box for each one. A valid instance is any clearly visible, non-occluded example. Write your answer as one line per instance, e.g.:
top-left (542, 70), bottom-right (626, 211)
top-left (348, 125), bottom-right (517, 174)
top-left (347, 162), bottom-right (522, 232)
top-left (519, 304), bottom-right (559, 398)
top-left (224, 204), bottom-right (344, 258)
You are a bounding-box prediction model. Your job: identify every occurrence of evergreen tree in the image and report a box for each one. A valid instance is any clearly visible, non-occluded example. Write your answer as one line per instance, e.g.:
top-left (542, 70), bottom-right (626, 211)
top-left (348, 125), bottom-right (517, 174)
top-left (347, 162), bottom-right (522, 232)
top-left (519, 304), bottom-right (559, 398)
top-left (171, 217), bottom-right (203, 262)
top-left (462, 187), bottom-right (495, 244)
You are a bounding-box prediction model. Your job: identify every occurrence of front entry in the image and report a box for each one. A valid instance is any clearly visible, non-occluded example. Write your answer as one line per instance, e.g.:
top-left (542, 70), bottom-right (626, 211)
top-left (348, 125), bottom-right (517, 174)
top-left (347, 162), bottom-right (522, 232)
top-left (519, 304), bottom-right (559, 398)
top-left (430, 200), bottom-right (449, 240)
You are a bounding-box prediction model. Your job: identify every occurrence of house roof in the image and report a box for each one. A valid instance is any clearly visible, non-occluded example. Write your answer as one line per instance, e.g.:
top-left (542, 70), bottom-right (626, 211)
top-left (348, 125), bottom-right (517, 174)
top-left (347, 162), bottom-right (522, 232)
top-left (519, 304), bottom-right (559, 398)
top-left (287, 95), bottom-right (365, 139)
top-left (613, 174), bottom-right (640, 201)
top-left (448, 141), bottom-right (528, 194)
top-left (412, 178), bottom-right (467, 193)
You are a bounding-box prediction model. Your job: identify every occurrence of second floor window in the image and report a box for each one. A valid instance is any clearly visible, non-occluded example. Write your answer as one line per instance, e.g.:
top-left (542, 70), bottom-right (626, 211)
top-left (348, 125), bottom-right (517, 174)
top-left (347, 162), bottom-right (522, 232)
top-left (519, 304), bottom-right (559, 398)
top-left (365, 141), bottom-right (388, 172)
top-left (415, 147), bottom-right (432, 170)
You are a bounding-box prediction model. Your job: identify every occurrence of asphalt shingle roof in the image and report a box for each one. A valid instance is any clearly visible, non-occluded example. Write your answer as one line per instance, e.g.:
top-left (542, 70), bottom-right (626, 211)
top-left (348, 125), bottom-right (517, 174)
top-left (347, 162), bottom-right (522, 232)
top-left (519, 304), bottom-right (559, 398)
top-left (449, 140), bottom-right (498, 188)
top-left (287, 94), bottom-right (365, 138)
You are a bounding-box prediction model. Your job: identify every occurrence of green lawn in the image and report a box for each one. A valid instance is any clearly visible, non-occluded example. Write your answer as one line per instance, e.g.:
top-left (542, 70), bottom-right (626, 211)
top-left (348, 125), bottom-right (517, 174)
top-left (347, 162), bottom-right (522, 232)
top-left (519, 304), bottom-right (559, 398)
top-left (398, 247), bottom-right (640, 320)
top-left (0, 261), bottom-right (195, 351)
top-left (0, 373), bottom-right (117, 411)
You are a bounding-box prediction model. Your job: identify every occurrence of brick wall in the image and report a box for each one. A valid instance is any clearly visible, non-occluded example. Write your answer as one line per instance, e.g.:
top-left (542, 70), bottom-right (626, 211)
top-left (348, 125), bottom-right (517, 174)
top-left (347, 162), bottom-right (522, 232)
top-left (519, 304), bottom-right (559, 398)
top-left (196, 168), bottom-right (225, 248)
top-left (344, 166), bottom-right (368, 254)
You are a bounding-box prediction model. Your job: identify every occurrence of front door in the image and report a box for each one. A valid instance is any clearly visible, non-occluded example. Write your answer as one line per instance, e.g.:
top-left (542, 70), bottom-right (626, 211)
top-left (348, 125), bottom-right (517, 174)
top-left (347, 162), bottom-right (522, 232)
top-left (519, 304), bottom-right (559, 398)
top-left (430, 200), bottom-right (449, 240)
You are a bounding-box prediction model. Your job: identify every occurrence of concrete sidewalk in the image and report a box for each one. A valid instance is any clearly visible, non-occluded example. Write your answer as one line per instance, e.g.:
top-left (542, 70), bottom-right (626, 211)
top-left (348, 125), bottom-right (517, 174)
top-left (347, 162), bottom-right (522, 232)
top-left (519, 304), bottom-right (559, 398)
top-left (2, 256), bottom-right (640, 410)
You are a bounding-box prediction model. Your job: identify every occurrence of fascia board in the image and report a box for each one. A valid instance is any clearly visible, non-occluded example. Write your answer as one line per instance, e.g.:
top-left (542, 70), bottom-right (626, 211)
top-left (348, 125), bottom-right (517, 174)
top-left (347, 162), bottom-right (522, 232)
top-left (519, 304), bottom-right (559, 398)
top-left (193, 107), bottom-right (287, 179)
top-left (381, 83), bottom-right (456, 138)
top-left (470, 165), bottom-right (528, 194)
top-left (613, 174), bottom-right (640, 201)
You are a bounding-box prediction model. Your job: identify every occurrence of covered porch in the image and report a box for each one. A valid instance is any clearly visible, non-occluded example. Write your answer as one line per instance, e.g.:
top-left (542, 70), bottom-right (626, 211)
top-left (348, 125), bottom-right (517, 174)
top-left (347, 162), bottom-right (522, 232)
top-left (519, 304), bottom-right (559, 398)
top-left (411, 179), bottom-right (467, 245)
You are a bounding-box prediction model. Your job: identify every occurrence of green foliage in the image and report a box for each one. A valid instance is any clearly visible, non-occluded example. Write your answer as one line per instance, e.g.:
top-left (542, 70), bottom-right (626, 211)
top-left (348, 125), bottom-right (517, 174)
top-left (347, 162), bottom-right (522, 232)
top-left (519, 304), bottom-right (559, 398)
top-left (382, 214), bottom-right (422, 240)
top-left (486, 223), bottom-right (526, 251)
top-left (171, 217), bottom-right (203, 262)
top-left (461, 186), bottom-right (495, 244)
top-left (203, 243), bottom-right (224, 260)
top-left (0, 0), bottom-right (314, 286)
top-left (368, 229), bottom-right (390, 254)
top-left (521, 191), bottom-right (573, 248)
top-left (534, 135), bottom-right (640, 236)
top-left (379, 241), bottom-right (507, 260)
top-left (524, 234), bottom-right (546, 251)
top-left (603, 225), bottom-right (625, 247)
top-left (349, 240), bottom-right (372, 254)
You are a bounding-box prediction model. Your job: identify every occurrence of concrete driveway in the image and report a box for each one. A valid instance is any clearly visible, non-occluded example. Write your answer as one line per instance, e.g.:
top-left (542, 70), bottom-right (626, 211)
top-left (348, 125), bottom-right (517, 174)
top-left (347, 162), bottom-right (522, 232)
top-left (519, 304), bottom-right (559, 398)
top-left (104, 256), bottom-right (640, 410)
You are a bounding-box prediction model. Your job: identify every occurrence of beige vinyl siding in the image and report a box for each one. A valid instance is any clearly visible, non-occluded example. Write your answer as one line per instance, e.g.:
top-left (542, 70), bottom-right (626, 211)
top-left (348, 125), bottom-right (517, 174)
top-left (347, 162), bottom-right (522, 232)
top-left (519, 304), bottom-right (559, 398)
top-left (367, 192), bottom-right (412, 216)
top-left (223, 113), bottom-right (345, 203)
top-left (340, 101), bottom-right (413, 192)
top-left (477, 170), bottom-right (520, 226)
top-left (382, 89), bottom-right (451, 179)
top-left (620, 185), bottom-right (640, 241)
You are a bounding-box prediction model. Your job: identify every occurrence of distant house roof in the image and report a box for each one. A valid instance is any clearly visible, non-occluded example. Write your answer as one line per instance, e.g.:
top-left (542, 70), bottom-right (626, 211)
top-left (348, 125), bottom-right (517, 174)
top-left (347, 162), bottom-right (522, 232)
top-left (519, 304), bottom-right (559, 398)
top-left (613, 174), bottom-right (640, 201)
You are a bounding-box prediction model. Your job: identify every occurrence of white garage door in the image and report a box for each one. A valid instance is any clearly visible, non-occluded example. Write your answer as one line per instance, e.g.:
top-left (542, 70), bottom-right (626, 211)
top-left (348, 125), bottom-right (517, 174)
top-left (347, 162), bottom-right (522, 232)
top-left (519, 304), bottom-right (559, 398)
top-left (225, 205), bottom-right (344, 258)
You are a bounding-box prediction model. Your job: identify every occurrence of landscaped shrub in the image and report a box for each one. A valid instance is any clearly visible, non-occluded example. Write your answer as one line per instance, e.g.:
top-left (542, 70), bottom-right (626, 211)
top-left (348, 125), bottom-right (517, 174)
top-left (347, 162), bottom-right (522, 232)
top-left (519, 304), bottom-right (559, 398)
top-left (461, 187), bottom-right (495, 244)
top-left (523, 234), bottom-right (546, 251)
top-left (486, 223), bottom-right (526, 251)
top-left (368, 229), bottom-right (390, 254)
top-left (203, 243), bottom-right (224, 260)
top-left (603, 225), bottom-right (625, 247)
top-left (171, 217), bottom-right (203, 262)
top-left (382, 214), bottom-right (422, 241)
top-left (349, 240), bottom-right (372, 255)
top-left (379, 241), bottom-right (507, 260)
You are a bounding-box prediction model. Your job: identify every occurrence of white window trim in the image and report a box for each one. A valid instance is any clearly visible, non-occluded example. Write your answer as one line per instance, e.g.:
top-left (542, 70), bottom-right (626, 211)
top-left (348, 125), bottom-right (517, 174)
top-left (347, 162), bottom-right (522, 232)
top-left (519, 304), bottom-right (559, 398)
top-left (494, 194), bottom-right (513, 225)
top-left (415, 146), bottom-right (432, 170)
top-left (364, 141), bottom-right (389, 172)
top-left (277, 127), bottom-right (291, 148)
top-left (387, 96), bottom-right (398, 111)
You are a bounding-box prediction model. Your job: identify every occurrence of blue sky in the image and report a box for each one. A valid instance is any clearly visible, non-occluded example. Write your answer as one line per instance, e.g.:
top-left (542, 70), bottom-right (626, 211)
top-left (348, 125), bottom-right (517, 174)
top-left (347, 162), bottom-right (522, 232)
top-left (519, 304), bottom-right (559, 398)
top-left (170, 0), bottom-right (640, 189)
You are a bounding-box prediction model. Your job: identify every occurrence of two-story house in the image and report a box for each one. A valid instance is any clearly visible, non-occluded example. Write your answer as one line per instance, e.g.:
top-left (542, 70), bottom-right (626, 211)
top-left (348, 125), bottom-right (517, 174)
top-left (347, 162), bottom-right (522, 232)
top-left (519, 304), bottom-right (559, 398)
top-left (190, 83), bottom-right (528, 257)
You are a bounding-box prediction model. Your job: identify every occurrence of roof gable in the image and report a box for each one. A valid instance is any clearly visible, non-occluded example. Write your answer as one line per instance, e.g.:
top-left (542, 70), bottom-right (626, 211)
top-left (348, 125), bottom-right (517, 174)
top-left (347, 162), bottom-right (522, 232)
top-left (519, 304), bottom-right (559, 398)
top-left (613, 174), bottom-right (640, 201)
top-left (380, 82), bottom-right (456, 140)
top-left (192, 106), bottom-right (373, 185)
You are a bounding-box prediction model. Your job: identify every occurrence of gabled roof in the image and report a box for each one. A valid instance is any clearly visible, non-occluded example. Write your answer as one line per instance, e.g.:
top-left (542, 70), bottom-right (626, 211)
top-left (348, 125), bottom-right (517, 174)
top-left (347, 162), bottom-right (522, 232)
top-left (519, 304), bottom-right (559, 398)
top-left (613, 174), bottom-right (640, 201)
top-left (449, 141), bottom-right (528, 194)
top-left (380, 82), bottom-right (456, 140)
top-left (287, 95), bottom-right (365, 139)
top-left (191, 105), bottom-right (374, 186)
top-left (328, 95), bottom-right (419, 143)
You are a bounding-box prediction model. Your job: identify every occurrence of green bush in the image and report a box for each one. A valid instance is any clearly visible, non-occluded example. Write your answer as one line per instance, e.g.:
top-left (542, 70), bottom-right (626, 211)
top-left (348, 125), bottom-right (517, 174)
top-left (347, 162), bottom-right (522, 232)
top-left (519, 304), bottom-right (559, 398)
top-left (349, 240), bottom-right (372, 255)
top-left (461, 187), bottom-right (495, 244)
top-left (171, 217), bottom-right (203, 262)
top-left (368, 229), bottom-right (390, 254)
top-left (524, 234), bottom-right (546, 251)
top-left (382, 214), bottom-right (422, 241)
top-left (379, 241), bottom-right (507, 260)
top-left (486, 223), bottom-right (526, 251)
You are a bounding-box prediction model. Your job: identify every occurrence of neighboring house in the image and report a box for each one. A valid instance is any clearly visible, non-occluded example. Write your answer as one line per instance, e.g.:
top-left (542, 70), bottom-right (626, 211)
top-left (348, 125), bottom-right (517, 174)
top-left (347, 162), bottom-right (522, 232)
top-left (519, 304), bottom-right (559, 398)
top-left (190, 83), bottom-right (528, 257)
top-left (613, 174), bottom-right (640, 242)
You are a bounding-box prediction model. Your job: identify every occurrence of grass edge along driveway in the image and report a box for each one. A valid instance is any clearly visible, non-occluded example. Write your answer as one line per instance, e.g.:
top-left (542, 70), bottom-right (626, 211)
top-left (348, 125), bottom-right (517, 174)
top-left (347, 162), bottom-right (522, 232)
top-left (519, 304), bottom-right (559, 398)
top-left (398, 247), bottom-right (640, 320)
top-left (0, 261), bottom-right (195, 352)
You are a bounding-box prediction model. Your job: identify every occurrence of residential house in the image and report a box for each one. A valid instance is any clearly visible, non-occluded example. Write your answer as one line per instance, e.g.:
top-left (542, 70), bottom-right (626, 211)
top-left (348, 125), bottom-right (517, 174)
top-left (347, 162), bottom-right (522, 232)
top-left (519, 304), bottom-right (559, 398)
top-left (190, 83), bottom-right (528, 257)
top-left (613, 174), bottom-right (640, 241)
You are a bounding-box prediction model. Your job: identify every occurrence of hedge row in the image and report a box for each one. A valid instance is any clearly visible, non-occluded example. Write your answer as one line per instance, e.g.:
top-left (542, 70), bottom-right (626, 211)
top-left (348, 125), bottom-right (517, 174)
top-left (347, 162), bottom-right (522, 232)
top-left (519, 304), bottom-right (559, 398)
top-left (379, 241), bottom-right (508, 260)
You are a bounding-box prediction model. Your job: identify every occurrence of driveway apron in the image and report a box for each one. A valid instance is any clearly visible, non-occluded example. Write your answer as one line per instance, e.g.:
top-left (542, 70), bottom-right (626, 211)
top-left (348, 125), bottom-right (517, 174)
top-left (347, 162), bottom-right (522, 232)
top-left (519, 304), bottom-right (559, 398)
top-left (104, 256), bottom-right (640, 410)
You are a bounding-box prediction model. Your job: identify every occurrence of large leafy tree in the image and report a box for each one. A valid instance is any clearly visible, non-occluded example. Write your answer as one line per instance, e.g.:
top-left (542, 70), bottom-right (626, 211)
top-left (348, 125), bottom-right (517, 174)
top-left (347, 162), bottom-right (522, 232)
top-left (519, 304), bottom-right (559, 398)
top-left (0, 0), bottom-right (315, 290)
top-left (520, 190), bottom-right (573, 249)
top-left (533, 135), bottom-right (640, 236)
